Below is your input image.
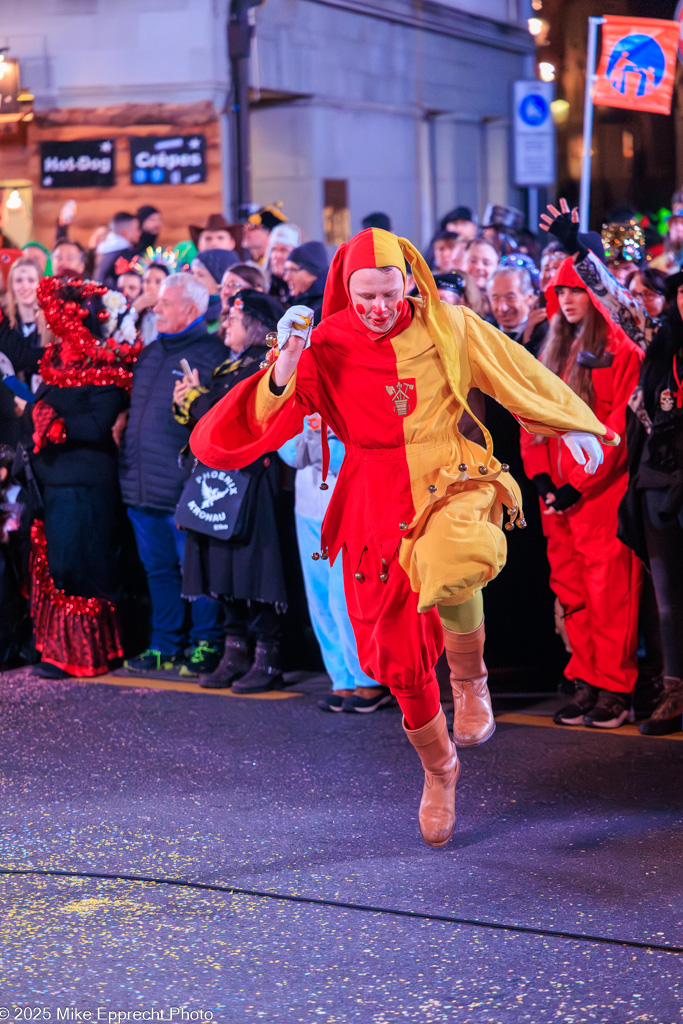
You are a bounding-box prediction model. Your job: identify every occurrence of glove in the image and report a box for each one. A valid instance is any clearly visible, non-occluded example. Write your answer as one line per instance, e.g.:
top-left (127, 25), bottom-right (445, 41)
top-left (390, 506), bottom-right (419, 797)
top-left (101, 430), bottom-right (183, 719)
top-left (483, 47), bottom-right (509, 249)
top-left (547, 212), bottom-right (587, 260)
top-left (276, 305), bottom-right (315, 352)
top-left (532, 473), bottom-right (557, 505)
top-left (562, 431), bottom-right (604, 474)
top-left (551, 483), bottom-right (582, 512)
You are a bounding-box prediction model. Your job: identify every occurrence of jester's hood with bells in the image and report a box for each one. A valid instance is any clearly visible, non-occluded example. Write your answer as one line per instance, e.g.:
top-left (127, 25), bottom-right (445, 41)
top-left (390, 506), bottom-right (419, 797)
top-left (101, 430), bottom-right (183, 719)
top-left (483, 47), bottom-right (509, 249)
top-left (321, 226), bottom-right (497, 462)
top-left (37, 276), bottom-right (142, 390)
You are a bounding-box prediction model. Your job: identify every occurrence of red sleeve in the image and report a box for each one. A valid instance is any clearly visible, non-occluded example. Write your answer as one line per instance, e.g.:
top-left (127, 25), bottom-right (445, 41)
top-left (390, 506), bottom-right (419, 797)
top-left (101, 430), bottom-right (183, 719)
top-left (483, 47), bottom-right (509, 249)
top-left (519, 427), bottom-right (553, 481)
top-left (190, 348), bottom-right (320, 471)
top-left (566, 340), bottom-right (643, 497)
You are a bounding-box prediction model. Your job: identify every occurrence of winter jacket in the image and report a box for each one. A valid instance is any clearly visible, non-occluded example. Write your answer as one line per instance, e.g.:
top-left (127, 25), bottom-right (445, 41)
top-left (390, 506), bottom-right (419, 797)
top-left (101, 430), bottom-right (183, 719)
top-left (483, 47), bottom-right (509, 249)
top-left (118, 318), bottom-right (224, 512)
top-left (520, 259), bottom-right (643, 502)
top-left (286, 271), bottom-right (327, 324)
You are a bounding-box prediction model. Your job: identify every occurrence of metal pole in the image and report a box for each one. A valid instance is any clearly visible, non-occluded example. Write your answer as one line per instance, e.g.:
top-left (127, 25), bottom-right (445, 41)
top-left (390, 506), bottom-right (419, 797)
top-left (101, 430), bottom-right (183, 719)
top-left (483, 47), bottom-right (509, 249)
top-left (579, 16), bottom-right (604, 232)
top-left (228, 0), bottom-right (261, 221)
top-left (528, 186), bottom-right (539, 233)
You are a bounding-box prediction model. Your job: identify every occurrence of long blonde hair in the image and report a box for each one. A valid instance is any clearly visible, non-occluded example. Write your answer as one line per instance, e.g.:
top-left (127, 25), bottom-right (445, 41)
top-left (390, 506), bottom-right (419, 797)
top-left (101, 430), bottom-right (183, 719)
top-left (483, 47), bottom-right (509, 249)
top-left (6, 256), bottom-right (41, 330)
top-left (539, 298), bottom-right (608, 409)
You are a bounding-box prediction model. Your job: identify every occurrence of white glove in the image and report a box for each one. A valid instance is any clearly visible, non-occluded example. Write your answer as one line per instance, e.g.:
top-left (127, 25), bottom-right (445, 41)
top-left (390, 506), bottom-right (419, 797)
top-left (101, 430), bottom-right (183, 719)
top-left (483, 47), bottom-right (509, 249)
top-left (276, 305), bottom-right (315, 352)
top-left (562, 431), bottom-right (604, 475)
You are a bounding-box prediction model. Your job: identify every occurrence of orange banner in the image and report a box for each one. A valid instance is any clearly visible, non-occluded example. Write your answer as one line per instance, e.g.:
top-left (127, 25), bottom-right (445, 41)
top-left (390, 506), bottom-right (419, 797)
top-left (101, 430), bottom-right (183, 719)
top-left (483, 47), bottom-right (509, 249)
top-left (592, 15), bottom-right (680, 115)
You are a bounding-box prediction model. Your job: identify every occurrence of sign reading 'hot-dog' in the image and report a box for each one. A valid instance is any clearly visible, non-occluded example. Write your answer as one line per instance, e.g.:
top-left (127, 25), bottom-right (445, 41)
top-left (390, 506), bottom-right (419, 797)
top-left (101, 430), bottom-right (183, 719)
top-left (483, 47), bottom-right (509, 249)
top-left (40, 139), bottom-right (115, 189)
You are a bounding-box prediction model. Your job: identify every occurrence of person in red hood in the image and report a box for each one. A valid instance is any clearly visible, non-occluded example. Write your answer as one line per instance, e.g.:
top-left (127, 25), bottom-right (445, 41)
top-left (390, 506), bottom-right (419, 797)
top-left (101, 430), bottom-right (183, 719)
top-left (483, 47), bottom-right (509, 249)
top-left (521, 258), bottom-right (644, 728)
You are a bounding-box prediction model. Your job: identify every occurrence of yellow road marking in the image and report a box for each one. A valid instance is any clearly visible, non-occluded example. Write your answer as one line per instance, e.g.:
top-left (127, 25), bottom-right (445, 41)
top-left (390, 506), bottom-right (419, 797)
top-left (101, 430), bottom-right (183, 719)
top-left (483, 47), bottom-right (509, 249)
top-left (495, 712), bottom-right (683, 741)
top-left (92, 673), bottom-right (302, 699)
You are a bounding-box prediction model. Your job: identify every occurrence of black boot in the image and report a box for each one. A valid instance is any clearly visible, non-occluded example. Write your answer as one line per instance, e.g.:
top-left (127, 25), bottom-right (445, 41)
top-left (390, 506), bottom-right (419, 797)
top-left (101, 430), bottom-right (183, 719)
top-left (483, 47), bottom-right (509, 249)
top-left (198, 636), bottom-right (252, 689)
top-left (231, 640), bottom-right (283, 694)
top-left (639, 677), bottom-right (683, 735)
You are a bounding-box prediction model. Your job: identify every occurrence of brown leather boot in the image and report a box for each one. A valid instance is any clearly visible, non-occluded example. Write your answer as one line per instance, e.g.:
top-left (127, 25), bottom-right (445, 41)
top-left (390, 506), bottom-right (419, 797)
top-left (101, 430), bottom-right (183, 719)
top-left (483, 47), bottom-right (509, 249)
top-left (403, 709), bottom-right (460, 848)
top-left (639, 677), bottom-right (683, 735)
top-left (442, 621), bottom-right (495, 747)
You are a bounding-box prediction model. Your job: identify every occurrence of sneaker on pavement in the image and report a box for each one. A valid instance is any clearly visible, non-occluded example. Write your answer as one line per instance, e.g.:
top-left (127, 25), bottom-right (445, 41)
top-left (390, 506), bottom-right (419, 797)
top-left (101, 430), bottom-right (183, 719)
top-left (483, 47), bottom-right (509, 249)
top-left (553, 680), bottom-right (598, 725)
top-left (342, 687), bottom-right (395, 713)
top-left (583, 688), bottom-right (630, 729)
top-left (123, 648), bottom-right (184, 674)
top-left (317, 692), bottom-right (348, 712)
top-left (178, 641), bottom-right (222, 678)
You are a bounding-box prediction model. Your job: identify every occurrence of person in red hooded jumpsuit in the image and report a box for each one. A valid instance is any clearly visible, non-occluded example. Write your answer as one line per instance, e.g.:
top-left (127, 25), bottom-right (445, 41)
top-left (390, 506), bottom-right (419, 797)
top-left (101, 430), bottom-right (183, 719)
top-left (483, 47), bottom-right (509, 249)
top-left (521, 258), bottom-right (644, 729)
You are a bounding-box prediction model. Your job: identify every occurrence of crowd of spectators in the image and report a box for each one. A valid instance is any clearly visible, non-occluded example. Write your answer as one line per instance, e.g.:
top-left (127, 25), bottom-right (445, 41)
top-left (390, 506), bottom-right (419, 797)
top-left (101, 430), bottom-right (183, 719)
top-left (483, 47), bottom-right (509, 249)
top-left (1, 193), bottom-right (682, 735)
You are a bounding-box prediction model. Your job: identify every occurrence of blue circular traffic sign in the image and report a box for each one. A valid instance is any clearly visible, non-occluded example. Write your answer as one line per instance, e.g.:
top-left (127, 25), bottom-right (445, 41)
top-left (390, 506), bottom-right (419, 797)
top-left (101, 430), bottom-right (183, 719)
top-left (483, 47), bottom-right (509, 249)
top-left (519, 94), bottom-right (549, 126)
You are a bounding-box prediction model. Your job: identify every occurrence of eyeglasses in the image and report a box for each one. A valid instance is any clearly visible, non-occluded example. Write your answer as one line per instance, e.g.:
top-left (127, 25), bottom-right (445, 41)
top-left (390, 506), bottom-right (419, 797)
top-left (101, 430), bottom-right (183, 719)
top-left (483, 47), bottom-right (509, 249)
top-left (283, 264), bottom-right (303, 276)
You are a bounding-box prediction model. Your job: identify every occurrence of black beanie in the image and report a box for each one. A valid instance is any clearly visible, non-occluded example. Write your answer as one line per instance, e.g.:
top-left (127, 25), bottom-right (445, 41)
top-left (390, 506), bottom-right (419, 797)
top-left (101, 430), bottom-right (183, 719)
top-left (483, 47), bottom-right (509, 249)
top-left (137, 205), bottom-right (160, 225)
top-left (230, 289), bottom-right (285, 332)
top-left (195, 248), bottom-right (240, 284)
top-left (361, 212), bottom-right (392, 232)
top-left (289, 241), bottom-right (328, 277)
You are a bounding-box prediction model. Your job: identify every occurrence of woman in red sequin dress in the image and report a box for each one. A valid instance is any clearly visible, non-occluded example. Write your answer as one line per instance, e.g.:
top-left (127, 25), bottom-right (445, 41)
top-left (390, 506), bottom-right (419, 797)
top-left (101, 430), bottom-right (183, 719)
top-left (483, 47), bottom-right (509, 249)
top-left (21, 277), bottom-right (140, 678)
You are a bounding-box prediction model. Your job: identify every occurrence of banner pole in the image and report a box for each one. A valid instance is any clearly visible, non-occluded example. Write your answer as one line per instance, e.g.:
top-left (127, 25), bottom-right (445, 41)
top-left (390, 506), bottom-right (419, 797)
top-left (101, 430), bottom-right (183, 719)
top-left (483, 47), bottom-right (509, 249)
top-left (579, 16), bottom-right (604, 232)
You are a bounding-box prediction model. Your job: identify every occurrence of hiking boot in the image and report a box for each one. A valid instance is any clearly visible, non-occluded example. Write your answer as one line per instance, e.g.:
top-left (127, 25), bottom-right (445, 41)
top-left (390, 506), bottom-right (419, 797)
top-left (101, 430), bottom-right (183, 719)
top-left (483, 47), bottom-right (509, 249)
top-left (178, 641), bottom-right (222, 678)
top-left (231, 640), bottom-right (283, 694)
top-left (199, 636), bottom-right (253, 689)
top-left (630, 674), bottom-right (664, 722)
top-left (553, 680), bottom-right (598, 725)
top-left (583, 688), bottom-right (630, 729)
top-left (123, 649), bottom-right (184, 674)
top-left (639, 677), bottom-right (683, 736)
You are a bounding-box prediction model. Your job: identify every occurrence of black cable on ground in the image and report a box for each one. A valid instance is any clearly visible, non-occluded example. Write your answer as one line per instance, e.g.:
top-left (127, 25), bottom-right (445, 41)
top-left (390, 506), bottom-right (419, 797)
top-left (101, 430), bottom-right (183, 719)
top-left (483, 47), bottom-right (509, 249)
top-left (1, 865), bottom-right (681, 956)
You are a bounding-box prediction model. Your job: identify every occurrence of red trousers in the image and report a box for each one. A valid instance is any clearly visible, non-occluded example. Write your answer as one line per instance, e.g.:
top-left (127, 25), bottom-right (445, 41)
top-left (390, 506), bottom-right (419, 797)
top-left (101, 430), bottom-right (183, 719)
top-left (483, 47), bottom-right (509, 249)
top-left (342, 547), bottom-right (443, 727)
top-left (542, 494), bottom-right (642, 693)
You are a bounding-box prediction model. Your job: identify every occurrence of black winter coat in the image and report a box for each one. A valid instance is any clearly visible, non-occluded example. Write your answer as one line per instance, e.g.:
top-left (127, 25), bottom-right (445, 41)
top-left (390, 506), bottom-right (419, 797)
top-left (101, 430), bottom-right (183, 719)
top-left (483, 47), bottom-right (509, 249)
top-left (118, 319), bottom-right (224, 512)
top-left (182, 344), bottom-right (289, 608)
top-left (286, 271), bottom-right (328, 324)
top-left (0, 313), bottom-right (42, 448)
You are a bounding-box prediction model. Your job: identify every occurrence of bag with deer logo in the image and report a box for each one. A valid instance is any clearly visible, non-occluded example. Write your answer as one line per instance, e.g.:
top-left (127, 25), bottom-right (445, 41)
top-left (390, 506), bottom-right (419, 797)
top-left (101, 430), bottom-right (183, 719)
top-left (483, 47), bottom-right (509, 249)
top-left (174, 460), bottom-right (255, 541)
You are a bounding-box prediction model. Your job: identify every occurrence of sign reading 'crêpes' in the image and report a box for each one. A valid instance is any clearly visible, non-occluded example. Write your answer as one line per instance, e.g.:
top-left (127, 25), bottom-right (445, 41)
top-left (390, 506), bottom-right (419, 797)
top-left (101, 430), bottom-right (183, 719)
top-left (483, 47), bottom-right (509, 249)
top-left (40, 139), bottom-right (116, 188)
top-left (128, 134), bottom-right (207, 186)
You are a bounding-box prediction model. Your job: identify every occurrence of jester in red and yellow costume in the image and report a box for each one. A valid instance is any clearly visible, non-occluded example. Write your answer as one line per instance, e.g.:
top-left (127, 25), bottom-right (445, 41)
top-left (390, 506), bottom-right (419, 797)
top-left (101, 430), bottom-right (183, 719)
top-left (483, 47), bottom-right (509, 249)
top-left (191, 229), bottom-right (618, 847)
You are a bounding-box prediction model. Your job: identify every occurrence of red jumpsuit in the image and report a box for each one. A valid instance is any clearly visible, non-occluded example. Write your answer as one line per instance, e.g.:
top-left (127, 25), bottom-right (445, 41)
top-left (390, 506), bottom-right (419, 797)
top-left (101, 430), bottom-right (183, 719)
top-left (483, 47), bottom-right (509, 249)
top-left (191, 230), bottom-right (619, 711)
top-left (520, 259), bottom-right (644, 693)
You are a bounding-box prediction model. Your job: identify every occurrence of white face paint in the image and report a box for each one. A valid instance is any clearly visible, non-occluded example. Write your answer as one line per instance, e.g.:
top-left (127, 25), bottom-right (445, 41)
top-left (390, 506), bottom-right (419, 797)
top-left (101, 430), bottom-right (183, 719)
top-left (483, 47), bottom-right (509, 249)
top-left (348, 267), bottom-right (405, 335)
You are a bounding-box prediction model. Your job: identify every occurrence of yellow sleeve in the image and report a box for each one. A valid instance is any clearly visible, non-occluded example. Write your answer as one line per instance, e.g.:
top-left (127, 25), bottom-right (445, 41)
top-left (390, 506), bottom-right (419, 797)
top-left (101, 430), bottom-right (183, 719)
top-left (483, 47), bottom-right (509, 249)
top-left (457, 307), bottom-right (617, 443)
top-left (247, 365), bottom-right (298, 432)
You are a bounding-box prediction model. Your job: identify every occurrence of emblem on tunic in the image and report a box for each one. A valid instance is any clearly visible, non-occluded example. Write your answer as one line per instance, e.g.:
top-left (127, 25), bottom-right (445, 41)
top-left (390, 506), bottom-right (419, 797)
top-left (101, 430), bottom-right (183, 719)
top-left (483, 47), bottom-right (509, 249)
top-left (385, 379), bottom-right (416, 417)
top-left (660, 388), bottom-right (674, 412)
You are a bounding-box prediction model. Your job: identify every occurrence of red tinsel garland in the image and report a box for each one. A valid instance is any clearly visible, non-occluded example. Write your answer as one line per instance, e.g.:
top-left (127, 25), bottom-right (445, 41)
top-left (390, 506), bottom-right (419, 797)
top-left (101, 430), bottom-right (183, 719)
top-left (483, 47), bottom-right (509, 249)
top-left (37, 276), bottom-right (142, 390)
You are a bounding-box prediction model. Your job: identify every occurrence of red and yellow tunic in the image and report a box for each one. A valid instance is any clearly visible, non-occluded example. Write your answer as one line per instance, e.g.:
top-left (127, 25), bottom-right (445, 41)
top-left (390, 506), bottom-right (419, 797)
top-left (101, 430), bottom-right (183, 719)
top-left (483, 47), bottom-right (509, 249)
top-left (191, 229), bottom-right (618, 695)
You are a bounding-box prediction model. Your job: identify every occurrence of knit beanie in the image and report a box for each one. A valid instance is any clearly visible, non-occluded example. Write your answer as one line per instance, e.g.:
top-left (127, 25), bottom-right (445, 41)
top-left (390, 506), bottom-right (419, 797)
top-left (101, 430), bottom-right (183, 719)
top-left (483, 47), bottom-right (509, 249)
top-left (289, 241), bottom-right (329, 277)
top-left (195, 248), bottom-right (240, 285)
top-left (269, 223), bottom-right (301, 249)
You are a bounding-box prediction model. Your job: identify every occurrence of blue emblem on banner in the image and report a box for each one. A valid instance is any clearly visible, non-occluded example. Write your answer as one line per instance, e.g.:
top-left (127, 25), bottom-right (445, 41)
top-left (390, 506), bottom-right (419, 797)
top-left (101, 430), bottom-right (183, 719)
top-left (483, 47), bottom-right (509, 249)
top-left (606, 34), bottom-right (666, 98)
